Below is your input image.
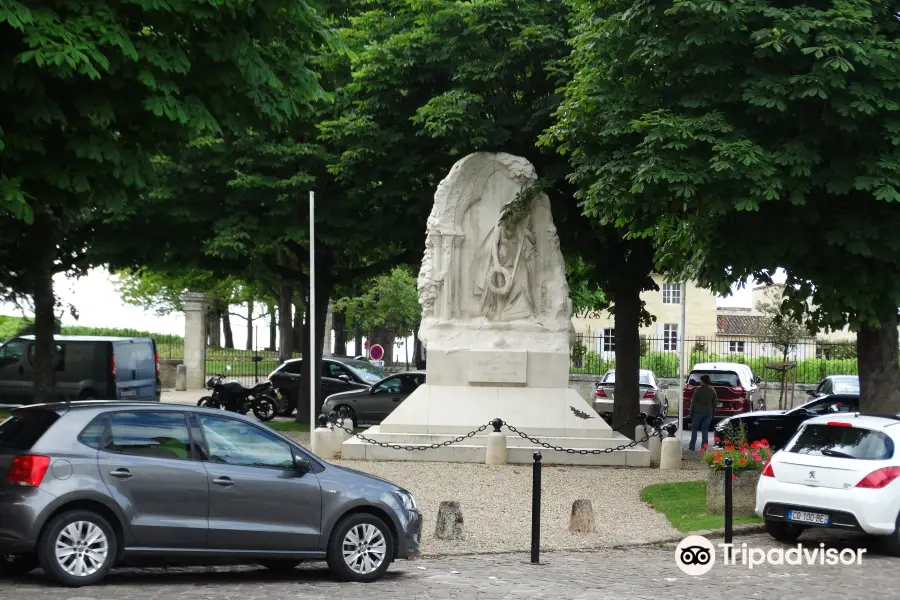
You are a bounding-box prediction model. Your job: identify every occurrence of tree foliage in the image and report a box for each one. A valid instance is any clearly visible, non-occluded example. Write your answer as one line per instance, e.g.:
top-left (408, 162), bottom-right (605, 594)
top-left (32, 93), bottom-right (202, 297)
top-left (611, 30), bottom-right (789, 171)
top-left (547, 0), bottom-right (900, 411)
top-left (335, 266), bottom-right (420, 338)
top-left (0, 0), bottom-right (328, 401)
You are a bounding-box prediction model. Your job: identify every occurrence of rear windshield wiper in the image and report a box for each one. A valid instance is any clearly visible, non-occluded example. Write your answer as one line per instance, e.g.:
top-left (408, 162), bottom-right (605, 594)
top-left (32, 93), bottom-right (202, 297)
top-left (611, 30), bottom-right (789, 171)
top-left (821, 449), bottom-right (856, 459)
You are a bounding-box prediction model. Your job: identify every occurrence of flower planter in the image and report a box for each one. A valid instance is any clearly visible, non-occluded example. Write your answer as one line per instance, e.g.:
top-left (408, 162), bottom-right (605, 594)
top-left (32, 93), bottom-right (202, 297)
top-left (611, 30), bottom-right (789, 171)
top-left (706, 469), bottom-right (760, 516)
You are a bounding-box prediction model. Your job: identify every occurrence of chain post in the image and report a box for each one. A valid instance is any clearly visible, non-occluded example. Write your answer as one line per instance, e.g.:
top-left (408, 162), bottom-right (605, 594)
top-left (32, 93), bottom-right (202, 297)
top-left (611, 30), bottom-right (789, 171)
top-left (531, 451), bottom-right (542, 564)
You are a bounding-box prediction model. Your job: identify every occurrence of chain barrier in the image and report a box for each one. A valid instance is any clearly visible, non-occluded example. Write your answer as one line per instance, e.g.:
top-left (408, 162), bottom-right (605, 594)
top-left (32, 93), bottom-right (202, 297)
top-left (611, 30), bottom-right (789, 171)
top-left (323, 410), bottom-right (671, 454)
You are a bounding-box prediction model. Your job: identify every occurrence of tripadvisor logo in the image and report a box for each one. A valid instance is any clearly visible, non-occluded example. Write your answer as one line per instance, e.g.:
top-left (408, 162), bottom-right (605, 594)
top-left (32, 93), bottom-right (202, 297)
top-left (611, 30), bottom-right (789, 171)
top-left (675, 535), bottom-right (866, 575)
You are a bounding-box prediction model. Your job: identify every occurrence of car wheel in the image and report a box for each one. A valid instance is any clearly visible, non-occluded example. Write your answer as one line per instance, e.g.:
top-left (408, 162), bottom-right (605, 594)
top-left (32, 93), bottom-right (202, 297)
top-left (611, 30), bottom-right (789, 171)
top-left (882, 513), bottom-right (900, 557)
top-left (765, 520), bottom-right (803, 543)
top-left (0, 553), bottom-right (39, 578)
top-left (259, 559), bottom-right (303, 572)
top-left (38, 510), bottom-right (117, 587)
top-left (326, 513), bottom-right (394, 582)
top-left (334, 405), bottom-right (358, 429)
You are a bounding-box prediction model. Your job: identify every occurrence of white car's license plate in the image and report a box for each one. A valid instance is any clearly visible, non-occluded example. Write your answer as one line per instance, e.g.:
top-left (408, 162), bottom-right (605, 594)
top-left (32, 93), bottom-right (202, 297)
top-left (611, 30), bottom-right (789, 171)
top-left (120, 390), bottom-right (136, 397)
top-left (788, 510), bottom-right (829, 525)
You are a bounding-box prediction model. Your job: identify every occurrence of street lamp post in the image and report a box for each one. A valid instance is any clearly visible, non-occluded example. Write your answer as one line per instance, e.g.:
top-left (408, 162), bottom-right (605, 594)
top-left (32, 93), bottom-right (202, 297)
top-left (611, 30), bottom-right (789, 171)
top-left (309, 191), bottom-right (317, 454)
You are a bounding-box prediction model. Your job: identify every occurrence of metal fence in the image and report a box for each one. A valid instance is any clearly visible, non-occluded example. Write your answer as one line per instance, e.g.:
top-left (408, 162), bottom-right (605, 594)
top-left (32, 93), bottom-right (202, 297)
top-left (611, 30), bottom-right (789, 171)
top-left (571, 335), bottom-right (860, 384)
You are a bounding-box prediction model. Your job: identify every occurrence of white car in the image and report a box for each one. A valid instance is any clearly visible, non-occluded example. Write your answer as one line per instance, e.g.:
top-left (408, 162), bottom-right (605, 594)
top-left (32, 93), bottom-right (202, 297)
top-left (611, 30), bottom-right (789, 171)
top-left (756, 413), bottom-right (900, 554)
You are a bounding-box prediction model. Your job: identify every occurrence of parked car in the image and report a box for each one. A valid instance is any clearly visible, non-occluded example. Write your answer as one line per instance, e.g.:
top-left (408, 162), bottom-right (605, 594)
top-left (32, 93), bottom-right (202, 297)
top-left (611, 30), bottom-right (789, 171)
top-left (0, 401), bottom-right (421, 586)
top-left (268, 357), bottom-right (385, 415)
top-left (593, 369), bottom-right (668, 419)
top-left (714, 393), bottom-right (860, 450)
top-left (322, 371), bottom-right (426, 427)
top-left (807, 375), bottom-right (859, 399)
top-left (682, 362), bottom-right (761, 427)
top-left (0, 336), bottom-right (160, 405)
top-left (756, 412), bottom-right (900, 554)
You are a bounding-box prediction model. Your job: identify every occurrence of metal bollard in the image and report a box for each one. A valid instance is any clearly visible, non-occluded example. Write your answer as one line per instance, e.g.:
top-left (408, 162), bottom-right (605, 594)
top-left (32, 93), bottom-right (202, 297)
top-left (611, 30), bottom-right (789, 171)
top-left (724, 456), bottom-right (733, 560)
top-left (531, 451), bottom-right (542, 564)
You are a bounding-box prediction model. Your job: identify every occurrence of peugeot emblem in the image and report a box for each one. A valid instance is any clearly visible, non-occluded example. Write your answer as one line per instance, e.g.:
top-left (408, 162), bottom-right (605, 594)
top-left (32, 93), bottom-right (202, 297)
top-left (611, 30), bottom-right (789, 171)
top-left (809, 470), bottom-right (816, 479)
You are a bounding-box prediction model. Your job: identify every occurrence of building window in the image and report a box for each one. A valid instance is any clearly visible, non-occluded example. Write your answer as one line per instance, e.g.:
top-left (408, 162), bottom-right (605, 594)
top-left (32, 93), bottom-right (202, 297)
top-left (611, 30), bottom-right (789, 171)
top-left (663, 324), bottom-right (679, 352)
top-left (729, 341), bottom-right (745, 354)
top-left (603, 329), bottom-right (615, 352)
top-left (662, 283), bottom-right (681, 305)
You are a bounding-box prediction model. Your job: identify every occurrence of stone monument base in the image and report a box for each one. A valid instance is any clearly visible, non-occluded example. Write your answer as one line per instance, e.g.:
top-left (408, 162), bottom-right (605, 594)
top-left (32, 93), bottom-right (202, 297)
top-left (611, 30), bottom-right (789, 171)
top-left (340, 384), bottom-right (651, 467)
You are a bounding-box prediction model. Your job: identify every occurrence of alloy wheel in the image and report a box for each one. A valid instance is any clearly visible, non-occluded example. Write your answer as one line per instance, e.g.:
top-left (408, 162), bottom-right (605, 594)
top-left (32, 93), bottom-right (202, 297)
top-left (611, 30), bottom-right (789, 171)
top-left (54, 521), bottom-right (109, 578)
top-left (342, 523), bottom-right (387, 575)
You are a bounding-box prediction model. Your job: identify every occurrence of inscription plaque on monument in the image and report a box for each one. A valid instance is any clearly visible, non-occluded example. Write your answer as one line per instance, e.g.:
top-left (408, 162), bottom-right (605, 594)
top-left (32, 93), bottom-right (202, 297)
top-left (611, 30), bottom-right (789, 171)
top-left (468, 351), bottom-right (527, 384)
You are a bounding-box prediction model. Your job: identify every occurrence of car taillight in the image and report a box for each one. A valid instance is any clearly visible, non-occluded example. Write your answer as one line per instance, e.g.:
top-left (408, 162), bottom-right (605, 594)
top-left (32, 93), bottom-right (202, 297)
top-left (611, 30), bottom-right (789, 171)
top-left (827, 421), bottom-right (852, 427)
top-left (596, 388), bottom-right (607, 397)
top-left (154, 351), bottom-right (160, 377)
top-left (8, 455), bottom-right (51, 487)
top-left (730, 386), bottom-right (744, 395)
top-left (643, 390), bottom-right (656, 398)
top-left (856, 467), bottom-right (900, 489)
top-left (761, 460), bottom-right (775, 478)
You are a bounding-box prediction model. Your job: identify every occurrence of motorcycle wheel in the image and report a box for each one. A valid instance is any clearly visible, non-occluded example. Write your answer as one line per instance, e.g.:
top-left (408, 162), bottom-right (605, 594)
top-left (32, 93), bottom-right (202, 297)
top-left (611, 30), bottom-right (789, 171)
top-left (253, 397), bottom-right (277, 422)
top-left (197, 396), bottom-right (220, 409)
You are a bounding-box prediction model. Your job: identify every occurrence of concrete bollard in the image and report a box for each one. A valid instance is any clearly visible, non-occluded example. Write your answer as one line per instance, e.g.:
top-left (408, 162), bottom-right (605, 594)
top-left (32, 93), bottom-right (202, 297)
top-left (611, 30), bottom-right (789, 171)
top-left (434, 501), bottom-right (465, 540)
top-left (311, 425), bottom-right (334, 458)
top-left (175, 364), bottom-right (187, 391)
top-left (648, 434), bottom-right (662, 466)
top-left (486, 431), bottom-right (507, 465)
top-left (659, 436), bottom-right (682, 470)
top-left (568, 499), bottom-right (596, 533)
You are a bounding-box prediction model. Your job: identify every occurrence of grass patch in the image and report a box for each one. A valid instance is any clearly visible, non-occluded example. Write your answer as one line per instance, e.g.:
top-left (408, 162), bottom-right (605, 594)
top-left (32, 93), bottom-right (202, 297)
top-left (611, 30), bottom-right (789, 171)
top-left (641, 480), bottom-right (762, 532)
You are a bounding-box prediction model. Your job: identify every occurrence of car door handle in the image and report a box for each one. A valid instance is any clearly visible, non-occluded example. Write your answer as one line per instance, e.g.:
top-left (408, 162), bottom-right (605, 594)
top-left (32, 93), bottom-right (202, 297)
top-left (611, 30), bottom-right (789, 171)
top-left (392, 397), bottom-right (403, 402)
top-left (212, 477), bottom-right (234, 487)
top-left (108, 468), bottom-right (133, 480)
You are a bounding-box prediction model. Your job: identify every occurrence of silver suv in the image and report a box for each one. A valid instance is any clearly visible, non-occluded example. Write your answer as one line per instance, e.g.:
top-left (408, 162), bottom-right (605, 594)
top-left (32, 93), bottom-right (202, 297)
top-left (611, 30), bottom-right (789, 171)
top-left (0, 401), bottom-right (421, 587)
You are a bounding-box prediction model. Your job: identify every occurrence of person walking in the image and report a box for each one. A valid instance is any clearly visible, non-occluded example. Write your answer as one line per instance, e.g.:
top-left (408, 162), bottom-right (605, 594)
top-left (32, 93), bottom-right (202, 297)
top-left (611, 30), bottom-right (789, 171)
top-left (689, 374), bottom-right (717, 451)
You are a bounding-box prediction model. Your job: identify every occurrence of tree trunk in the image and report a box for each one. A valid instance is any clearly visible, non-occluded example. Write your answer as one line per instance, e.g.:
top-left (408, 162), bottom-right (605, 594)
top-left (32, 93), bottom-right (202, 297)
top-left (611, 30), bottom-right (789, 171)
top-left (354, 324), bottom-right (363, 357)
top-left (858, 313), bottom-right (900, 414)
top-left (245, 298), bottom-right (255, 351)
top-left (267, 302), bottom-right (277, 351)
top-left (207, 309), bottom-right (221, 348)
top-left (292, 294), bottom-right (305, 351)
top-left (32, 270), bottom-right (57, 404)
top-left (333, 311), bottom-right (348, 356)
top-left (294, 308), bottom-right (306, 361)
top-left (369, 328), bottom-right (395, 365)
top-left (222, 306), bottom-right (234, 349)
top-left (277, 282), bottom-right (293, 363)
top-left (611, 285), bottom-right (641, 438)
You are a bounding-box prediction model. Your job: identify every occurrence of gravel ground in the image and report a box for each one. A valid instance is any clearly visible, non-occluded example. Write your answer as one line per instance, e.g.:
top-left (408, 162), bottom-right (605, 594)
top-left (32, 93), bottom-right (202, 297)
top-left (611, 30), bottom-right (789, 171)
top-left (283, 432), bottom-right (707, 556)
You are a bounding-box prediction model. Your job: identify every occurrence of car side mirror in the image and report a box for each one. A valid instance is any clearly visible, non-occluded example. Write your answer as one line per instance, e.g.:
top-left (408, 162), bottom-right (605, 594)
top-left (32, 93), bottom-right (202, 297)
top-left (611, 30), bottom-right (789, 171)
top-left (293, 454), bottom-right (312, 475)
top-left (338, 374), bottom-right (350, 383)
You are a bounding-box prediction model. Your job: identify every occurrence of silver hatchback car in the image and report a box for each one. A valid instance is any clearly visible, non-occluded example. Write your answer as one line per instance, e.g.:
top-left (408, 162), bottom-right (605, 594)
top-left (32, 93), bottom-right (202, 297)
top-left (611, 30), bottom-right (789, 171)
top-left (0, 401), bottom-right (421, 587)
top-left (593, 369), bottom-right (668, 419)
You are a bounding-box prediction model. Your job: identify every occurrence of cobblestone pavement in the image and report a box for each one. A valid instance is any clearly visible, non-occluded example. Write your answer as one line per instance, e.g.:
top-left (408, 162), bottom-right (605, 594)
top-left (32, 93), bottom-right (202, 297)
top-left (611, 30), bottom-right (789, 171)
top-left (1, 531), bottom-right (890, 600)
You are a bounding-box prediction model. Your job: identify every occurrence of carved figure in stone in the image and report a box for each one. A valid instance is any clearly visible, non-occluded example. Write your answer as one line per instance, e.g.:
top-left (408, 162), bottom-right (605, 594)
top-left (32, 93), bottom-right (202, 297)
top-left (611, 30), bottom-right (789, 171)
top-left (475, 213), bottom-right (537, 320)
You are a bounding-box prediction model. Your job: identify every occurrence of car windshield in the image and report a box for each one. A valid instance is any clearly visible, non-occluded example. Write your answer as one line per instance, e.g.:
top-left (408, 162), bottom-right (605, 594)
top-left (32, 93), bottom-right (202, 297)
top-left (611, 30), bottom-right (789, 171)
top-left (833, 378), bottom-right (860, 394)
top-left (688, 371), bottom-right (740, 387)
top-left (602, 371), bottom-right (652, 385)
top-left (787, 424), bottom-right (894, 460)
top-left (343, 360), bottom-right (385, 382)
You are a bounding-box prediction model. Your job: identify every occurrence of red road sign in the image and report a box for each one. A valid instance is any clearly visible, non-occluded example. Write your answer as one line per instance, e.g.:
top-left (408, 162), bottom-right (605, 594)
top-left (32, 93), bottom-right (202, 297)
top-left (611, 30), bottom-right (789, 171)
top-left (369, 344), bottom-right (384, 361)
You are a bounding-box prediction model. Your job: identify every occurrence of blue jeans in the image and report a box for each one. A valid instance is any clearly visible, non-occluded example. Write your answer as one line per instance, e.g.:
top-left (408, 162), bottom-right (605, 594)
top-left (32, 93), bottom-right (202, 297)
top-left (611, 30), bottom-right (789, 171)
top-left (689, 412), bottom-right (713, 450)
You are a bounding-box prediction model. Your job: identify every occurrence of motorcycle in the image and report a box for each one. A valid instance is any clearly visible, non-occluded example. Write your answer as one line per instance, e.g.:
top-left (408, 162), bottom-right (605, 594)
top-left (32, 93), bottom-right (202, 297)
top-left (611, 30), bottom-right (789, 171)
top-left (197, 369), bottom-right (284, 422)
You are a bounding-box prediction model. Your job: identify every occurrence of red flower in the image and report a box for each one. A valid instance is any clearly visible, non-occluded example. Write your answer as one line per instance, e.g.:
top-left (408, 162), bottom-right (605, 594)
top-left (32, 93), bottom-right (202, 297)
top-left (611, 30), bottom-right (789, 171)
top-left (739, 458), bottom-right (746, 465)
top-left (701, 443), bottom-right (709, 450)
top-left (732, 475), bottom-right (737, 481)
top-left (714, 453), bottom-right (723, 460)
top-left (724, 439), bottom-right (731, 445)
top-left (759, 439), bottom-right (769, 446)
top-left (725, 445), bottom-right (735, 451)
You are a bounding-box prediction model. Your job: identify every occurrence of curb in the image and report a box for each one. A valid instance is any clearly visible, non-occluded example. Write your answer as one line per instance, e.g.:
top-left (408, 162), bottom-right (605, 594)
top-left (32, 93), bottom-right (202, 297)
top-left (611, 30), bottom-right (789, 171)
top-left (412, 523), bottom-right (767, 559)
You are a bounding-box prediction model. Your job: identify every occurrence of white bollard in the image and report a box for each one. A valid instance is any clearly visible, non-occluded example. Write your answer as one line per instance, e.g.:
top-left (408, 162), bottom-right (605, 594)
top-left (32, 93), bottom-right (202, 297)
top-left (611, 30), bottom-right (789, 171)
top-left (636, 425), bottom-right (649, 447)
top-left (311, 426), bottom-right (334, 458)
top-left (328, 426), bottom-right (345, 459)
top-left (659, 436), bottom-right (682, 470)
top-left (175, 364), bottom-right (187, 391)
top-left (485, 431), bottom-right (508, 465)
top-left (649, 434), bottom-right (662, 465)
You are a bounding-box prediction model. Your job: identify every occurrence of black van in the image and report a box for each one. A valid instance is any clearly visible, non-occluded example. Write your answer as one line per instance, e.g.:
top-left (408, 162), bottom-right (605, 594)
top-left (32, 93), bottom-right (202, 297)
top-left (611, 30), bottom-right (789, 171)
top-left (0, 336), bottom-right (161, 404)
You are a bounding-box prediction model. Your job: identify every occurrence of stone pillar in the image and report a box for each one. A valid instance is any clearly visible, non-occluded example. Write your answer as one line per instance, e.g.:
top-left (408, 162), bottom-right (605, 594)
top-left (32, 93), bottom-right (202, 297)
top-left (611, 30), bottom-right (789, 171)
top-left (181, 292), bottom-right (212, 390)
top-left (659, 437), bottom-right (682, 470)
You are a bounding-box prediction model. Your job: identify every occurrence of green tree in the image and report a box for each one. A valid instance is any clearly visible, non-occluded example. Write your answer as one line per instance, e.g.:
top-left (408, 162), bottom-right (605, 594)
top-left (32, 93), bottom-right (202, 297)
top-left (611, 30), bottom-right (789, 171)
top-left (756, 287), bottom-right (806, 409)
top-left (546, 0), bottom-right (900, 413)
top-left (0, 0), bottom-right (327, 402)
top-left (324, 0), bottom-right (658, 434)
